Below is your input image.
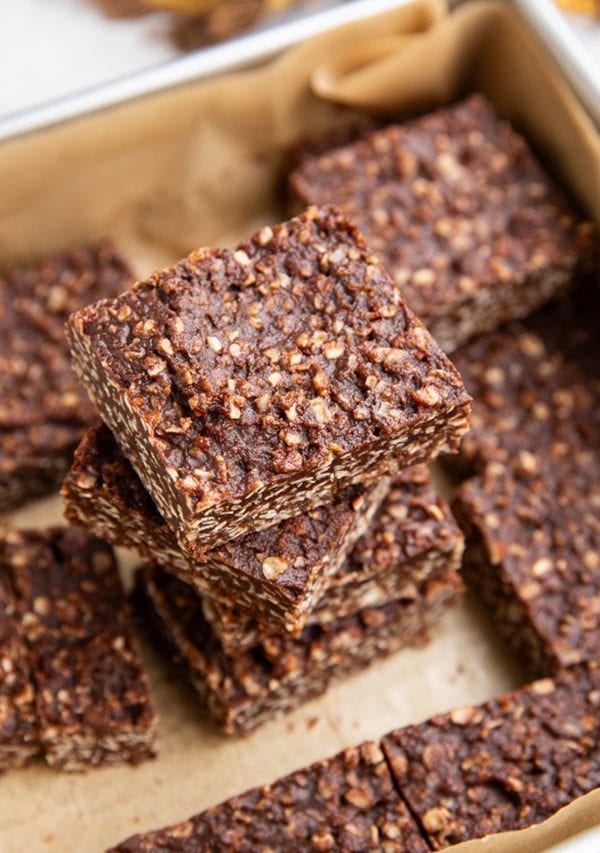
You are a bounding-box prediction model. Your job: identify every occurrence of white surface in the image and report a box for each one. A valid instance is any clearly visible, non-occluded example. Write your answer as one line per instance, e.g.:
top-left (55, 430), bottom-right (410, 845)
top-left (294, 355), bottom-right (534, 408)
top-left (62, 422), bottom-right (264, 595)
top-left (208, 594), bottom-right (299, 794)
top-left (0, 0), bottom-right (177, 117)
top-left (0, 0), bottom-right (410, 140)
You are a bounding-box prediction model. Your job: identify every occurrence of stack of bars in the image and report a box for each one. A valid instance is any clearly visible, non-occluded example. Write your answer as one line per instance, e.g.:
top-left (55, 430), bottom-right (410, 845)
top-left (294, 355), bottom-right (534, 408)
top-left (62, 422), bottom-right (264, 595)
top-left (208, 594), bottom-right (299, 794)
top-left (63, 205), bottom-right (471, 734)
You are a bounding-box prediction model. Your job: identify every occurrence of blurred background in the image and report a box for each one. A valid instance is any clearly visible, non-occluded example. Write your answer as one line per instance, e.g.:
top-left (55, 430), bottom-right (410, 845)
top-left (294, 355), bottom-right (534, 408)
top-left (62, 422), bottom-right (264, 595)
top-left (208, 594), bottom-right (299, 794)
top-left (1, 0), bottom-right (599, 129)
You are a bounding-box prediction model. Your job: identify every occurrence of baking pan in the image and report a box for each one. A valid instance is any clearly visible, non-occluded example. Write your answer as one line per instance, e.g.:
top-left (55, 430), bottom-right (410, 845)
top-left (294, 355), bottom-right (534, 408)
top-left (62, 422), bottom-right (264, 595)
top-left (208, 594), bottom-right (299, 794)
top-left (0, 1), bottom-right (599, 850)
top-left (513, 0), bottom-right (600, 125)
top-left (0, 0), bottom-right (414, 142)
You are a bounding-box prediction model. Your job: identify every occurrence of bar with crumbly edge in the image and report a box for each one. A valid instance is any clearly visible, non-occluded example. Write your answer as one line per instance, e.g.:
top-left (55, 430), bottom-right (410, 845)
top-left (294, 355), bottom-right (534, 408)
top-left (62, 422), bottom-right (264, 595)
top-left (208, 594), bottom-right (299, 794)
top-left (0, 572), bottom-right (38, 772)
top-left (448, 291), bottom-right (600, 672)
top-left (63, 425), bottom-right (389, 636)
top-left (1, 528), bottom-right (158, 771)
top-left (135, 561), bottom-right (462, 735)
top-left (382, 661), bottom-right (600, 849)
top-left (200, 465), bottom-right (464, 652)
top-left (67, 206), bottom-right (470, 558)
top-left (109, 740), bottom-right (429, 852)
top-left (289, 95), bottom-right (597, 353)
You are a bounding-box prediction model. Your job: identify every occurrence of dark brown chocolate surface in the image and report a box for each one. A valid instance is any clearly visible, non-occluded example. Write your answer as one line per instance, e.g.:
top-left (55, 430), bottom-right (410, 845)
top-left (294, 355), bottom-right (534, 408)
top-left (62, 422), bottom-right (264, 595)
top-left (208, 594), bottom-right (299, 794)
top-left (448, 286), bottom-right (600, 672)
top-left (0, 241), bottom-right (131, 429)
top-left (290, 96), bottom-right (597, 351)
top-left (454, 462), bottom-right (600, 673)
top-left (0, 420), bottom-right (87, 511)
top-left (136, 562), bottom-right (462, 735)
top-left (1, 528), bottom-right (157, 771)
top-left (68, 206), bottom-right (470, 555)
top-left (206, 466), bottom-right (464, 651)
top-left (0, 572), bottom-right (38, 772)
top-left (448, 307), bottom-right (600, 478)
top-left (0, 241), bottom-right (132, 510)
top-left (109, 740), bottom-right (429, 852)
top-left (382, 661), bottom-right (600, 849)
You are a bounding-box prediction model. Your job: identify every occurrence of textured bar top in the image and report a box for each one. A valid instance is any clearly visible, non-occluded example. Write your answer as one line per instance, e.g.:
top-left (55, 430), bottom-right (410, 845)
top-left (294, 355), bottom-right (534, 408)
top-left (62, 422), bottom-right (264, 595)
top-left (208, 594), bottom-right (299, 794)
top-left (0, 241), bottom-right (131, 430)
top-left (0, 528), bottom-right (158, 771)
top-left (0, 572), bottom-right (38, 772)
top-left (68, 206), bottom-right (470, 554)
top-left (0, 241), bottom-right (132, 510)
top-left (382, 661), bottom-right (600, 849)
top-left (110, 740), bottom-right (429, 852)
top-left (290, 96), bottom-right (597, 351)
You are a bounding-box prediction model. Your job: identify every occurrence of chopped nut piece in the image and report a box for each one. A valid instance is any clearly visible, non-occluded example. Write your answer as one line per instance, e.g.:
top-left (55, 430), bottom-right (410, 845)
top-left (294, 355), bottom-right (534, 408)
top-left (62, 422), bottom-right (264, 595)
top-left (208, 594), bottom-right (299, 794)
top-left (206, 336), bottom-right (222, 353)
top-left (261, 556), bottom-right (288, 580)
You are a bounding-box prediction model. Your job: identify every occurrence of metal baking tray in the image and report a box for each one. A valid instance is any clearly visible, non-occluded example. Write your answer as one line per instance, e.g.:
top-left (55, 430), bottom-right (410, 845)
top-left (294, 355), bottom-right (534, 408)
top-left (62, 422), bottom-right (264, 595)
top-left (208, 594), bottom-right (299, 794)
top-left (512, 0), bottom-right (600, 126)
top-left (0, 0), bottom-right (411, 142)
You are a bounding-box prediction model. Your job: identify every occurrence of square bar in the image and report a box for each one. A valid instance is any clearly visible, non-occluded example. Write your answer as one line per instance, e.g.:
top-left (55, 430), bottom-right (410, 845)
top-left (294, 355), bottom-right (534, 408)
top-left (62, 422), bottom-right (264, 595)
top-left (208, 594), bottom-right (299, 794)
top-left (202, 465), bottom-right (464, 652)
top-left (68, 206), bottom-right (470, 557)
top-left (289, 95), bottom-right (597, 352)
top-left (382, 661), bottom-right (600, 849)
top-left (1, 528), bottom-right (158, 771)
top-left (63, 425), bottom-right (389, 635)
top-left (136, 562), bottom-right (462, 735)
top-left (109, 741), bottom-right (428, 852)
top-left (447, 307), bottom-right (600, 479)
top-left (63, 428), bottom-right (463, 645)
top-left (448, 292), bottom-right (600, 673)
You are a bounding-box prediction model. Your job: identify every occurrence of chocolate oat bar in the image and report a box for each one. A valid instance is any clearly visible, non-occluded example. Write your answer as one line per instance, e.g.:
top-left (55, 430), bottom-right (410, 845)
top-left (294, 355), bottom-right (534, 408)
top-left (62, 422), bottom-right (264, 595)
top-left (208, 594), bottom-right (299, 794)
top-left (202, 466), bottom-right (464, 653)
top-left (68, 206), bottom-right (470, 557)
top-left (289, 96), bottom-right (597, 352)
top-left (448, 309), bottom-right (600, 478)
top-left (109, 741), bottom-right (428, 852)
top-left (1, 528), bottom-right (157, 771)
top-left (0, 241), bottom-right (132, 510)
top-left (63, 426), bottom-right (389, 635)
top-left (63, 427), bottom-right (463, 646)
top-left (0, 572), bottom-right (38, 772)
top-left (136, 562), bottom-right (462, 735)
top-left (382, 661), bottom-right (600, 849)
top-left (454, 462), bottom-right (600, 673)
top-left (446, 292), bottom-right (600, 672)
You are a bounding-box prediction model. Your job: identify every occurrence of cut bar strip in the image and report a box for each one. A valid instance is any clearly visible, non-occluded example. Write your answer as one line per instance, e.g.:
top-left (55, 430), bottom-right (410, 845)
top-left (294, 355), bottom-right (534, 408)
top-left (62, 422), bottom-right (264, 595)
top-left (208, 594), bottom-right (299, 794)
top-left (67, 205), bottom-right (470, 557)
top-left (382, 661), bottom-right (600, 849)
top-left (0, 241), bottom-right (132, 511)
top-left (1, 528), bottom-right (158, 771)
top-left (0, 572), bottom-right (38, 772)
top-left (108, 740), bottom-right (429, 852)
top-left (448, 289), bottom-right (600, 672)
top-left (453, 462), bottom-right (600, 673)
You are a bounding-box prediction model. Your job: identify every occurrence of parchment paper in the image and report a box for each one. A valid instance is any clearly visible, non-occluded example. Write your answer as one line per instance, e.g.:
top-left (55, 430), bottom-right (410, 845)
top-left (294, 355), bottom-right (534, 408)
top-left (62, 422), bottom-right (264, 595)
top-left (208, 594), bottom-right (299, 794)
top-left (0, 2), bottom-right (598, 850)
